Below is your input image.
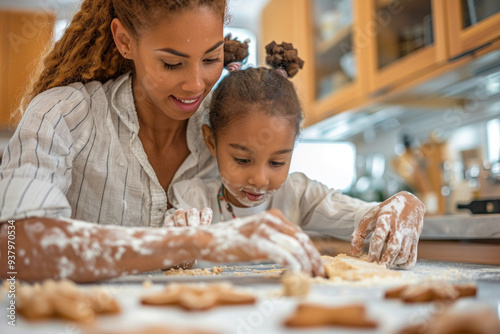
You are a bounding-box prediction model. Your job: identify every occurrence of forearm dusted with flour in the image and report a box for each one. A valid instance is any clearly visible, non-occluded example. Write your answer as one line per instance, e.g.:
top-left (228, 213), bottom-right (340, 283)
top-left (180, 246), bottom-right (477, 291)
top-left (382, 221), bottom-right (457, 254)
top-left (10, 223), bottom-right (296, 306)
top-left (1, 210), bottom-right (325, 282)
top-left (0, 218), bottom-right (204, 282)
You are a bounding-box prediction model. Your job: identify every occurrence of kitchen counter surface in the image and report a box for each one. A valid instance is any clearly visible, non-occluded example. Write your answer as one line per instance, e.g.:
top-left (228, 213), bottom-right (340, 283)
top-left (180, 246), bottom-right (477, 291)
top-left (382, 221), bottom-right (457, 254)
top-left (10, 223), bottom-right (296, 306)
top-left (2, 260), bottom-right (500, 334)
top-left (422, 214), bottom-right (500, 239)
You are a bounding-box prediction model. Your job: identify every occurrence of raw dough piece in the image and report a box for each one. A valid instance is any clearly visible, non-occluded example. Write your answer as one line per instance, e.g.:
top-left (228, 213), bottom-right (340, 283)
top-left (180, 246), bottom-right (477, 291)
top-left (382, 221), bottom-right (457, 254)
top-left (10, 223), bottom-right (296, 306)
top-left (385, 281), bottom-right (477, 303)
top-left (17, 279), bottom-right (120, 322)
top-left (141, 282), bottom-right (255, 311)
top-left (284, 303), bottom-right (377, 328)
top-left (322, 254), bottom-right (401, 281)
top-left (163, 266), bottom-right (224, 276)
top-left (281, 271), bottom-right (311, 296)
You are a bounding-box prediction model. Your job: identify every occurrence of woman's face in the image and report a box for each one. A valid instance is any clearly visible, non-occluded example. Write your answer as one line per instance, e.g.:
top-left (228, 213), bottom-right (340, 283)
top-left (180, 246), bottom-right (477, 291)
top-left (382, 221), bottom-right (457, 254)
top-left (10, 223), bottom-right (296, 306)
top-left (204, 110), bottom-right (296, 208)
top-left (130, 6), bottom-right (224, 121)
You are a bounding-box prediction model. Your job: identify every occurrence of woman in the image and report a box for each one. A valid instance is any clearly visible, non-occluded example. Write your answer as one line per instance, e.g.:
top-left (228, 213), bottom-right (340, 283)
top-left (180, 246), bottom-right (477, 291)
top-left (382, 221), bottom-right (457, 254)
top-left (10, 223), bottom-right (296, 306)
top-left (0, 0), bottom-right (324, 282)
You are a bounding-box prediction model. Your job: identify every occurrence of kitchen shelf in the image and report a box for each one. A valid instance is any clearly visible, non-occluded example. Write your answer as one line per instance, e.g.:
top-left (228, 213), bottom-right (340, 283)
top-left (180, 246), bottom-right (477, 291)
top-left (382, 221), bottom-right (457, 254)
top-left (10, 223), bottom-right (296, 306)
top-left (316, 24), bottom-right (352, 55)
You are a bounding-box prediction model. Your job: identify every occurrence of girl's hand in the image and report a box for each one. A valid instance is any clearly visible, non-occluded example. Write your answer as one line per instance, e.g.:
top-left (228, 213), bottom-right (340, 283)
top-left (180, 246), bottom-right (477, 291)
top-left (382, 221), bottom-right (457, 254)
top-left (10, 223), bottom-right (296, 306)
top-left (350, 191), bottom-right (426, 269)
top-left (164, 208), bottom-right (213, 227)
top-left (199, 209), bottom-right (325, 277)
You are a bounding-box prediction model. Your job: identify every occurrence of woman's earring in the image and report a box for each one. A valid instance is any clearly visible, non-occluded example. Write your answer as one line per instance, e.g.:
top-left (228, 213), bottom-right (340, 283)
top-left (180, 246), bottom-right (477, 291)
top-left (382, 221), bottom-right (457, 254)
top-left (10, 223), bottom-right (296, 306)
top-left (123, 51), bottom-right (127, 59)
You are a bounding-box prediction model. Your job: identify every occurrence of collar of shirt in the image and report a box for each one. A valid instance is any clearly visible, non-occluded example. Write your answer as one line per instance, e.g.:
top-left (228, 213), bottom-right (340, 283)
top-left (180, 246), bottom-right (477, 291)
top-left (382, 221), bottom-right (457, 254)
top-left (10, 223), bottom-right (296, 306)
top-left (109, 72), bottom-right (207, 167)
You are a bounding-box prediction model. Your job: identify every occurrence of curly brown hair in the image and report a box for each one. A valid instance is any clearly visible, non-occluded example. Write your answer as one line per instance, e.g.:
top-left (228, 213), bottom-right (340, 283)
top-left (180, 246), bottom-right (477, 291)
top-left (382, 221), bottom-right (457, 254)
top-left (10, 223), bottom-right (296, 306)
top-left (209, 67), bottom-right (304, 140)
top-left (18, 0), bottom-right (227, 118)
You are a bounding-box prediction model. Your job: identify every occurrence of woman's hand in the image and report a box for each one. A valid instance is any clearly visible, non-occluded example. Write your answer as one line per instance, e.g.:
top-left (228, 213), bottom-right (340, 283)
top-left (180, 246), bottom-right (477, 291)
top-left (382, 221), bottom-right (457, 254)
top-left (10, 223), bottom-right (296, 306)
top-left (162, 208), bottom-right (213, 270)
top-left (164, 208), bottom-right (213, 227)
top-left (350, 191), bottom-right (426, 269)
top-left (199, 209), bottom-right (325, 277)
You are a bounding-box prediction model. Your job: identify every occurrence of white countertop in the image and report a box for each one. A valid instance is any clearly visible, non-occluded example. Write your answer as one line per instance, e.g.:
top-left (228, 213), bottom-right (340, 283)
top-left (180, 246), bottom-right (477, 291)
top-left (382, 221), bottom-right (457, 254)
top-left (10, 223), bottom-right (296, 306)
top-left (421, 214), bottom-right (500, 239)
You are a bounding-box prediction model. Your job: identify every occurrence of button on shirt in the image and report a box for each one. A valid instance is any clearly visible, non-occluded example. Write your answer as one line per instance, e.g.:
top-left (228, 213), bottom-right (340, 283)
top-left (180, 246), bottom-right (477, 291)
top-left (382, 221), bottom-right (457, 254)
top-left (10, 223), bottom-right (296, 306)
top-left (0, 73), bottom-right (218, 227)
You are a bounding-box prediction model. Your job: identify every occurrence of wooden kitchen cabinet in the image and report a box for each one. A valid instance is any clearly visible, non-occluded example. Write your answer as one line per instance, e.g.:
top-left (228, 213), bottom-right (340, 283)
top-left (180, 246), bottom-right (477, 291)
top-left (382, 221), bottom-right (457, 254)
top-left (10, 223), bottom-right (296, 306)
top-left (364, 0), bottom-right (448, 96)
top-left (0, 9), bottom-right (56, 128)
top-left (446, 0), bottom-right (500, 59)
top-left (261, 0), bottom-right (369, 125)
top-left (261, 0), bottom-right (500, 125)
top-left (260, 0), bottom-right (317, 124)
top-left (306, 0), bottom-right (369, 121)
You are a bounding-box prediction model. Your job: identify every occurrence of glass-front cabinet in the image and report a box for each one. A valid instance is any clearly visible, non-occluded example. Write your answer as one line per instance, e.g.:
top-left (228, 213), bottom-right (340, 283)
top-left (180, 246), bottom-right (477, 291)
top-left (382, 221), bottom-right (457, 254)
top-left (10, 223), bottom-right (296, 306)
top-left (365, 0), bottom-right (448, 95)
top-left (446, 0), bottom-right (500, 59)
top-left (310, 0), bottom-right (367, 117)
top-left (261, 0), bottom-right (500, 126)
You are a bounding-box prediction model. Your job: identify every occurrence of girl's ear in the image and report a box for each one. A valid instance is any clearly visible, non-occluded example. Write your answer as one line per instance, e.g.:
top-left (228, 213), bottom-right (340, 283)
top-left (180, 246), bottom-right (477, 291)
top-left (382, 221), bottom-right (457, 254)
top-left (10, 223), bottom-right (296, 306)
top-left (111, 18), bottom-right (133, 58)
top-left (202, 124), bottom-right (216, 156)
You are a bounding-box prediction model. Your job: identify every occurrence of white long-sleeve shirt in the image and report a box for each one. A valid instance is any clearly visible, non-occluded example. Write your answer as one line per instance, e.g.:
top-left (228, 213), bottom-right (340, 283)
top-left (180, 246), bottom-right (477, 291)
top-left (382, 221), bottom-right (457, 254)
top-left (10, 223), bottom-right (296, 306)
top-left (169, 172), bottom-right (377, 241)
top-left (0, 73), bottom-right (217, 226)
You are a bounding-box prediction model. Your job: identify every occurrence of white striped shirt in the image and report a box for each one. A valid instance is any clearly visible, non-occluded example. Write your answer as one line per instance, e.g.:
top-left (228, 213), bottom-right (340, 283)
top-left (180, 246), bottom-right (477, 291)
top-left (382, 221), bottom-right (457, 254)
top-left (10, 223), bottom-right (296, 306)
top-left (170, 172), bottom-right (378, 241)
top-left (0, 73), bottom-right (217, 227)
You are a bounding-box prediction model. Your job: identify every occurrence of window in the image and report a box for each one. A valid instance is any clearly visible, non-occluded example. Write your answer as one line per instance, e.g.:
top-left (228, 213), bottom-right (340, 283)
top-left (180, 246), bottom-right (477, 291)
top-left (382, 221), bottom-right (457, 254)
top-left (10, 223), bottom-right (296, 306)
top-left (289, 141), bottom-right (356, 191)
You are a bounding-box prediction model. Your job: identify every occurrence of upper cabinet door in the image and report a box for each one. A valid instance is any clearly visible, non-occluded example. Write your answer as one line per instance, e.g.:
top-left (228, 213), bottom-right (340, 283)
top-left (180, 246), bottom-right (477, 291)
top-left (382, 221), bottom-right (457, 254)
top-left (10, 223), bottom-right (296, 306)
top-left (446, 0), bottom-right (500, 59)
top-left (310, 0), bottom-right (368, 119)
top-left (261, 0), bottom-right (317, 124)
top-left (365, 0), bottom-right (448, 95)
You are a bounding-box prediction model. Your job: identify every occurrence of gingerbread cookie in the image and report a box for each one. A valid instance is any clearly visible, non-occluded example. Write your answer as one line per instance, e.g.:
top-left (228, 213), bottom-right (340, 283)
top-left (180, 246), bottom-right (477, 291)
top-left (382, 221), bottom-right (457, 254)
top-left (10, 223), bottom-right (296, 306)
top-left (385, 281), bottom-right (477, 303)
top-left (397, 306), bottom-right (500, 334)
top-left (96, 326), bottom-right (216, 334)
top-left (322, 254), bottom-right (401, 281)
top-left (141, 282), bottom-right (255, 311)
top-left (17, 279), bottom-right (120, 322)
top-left (284, 303), bottom-right (377, 328)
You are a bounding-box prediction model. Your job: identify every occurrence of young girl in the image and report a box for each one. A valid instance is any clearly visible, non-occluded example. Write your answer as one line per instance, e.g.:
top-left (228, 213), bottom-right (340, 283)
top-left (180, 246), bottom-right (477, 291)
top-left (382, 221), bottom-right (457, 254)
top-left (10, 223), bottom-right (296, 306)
top-left (166, 41), bottom-right (426, 269)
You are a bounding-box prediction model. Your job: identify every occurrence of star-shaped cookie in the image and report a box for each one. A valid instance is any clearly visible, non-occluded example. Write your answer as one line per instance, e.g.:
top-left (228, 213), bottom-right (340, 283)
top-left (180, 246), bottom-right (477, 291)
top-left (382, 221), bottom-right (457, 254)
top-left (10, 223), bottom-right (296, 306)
top-left (141, 282), bottom-right (256, 311)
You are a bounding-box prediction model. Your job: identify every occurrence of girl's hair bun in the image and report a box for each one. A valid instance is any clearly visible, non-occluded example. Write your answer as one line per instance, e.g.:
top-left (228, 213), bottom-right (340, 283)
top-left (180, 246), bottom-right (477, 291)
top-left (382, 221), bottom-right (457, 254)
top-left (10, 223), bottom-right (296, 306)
top-left (265, 41), bottom-right (304, 78)
top-left (223, 33), bottom-right (250, 69)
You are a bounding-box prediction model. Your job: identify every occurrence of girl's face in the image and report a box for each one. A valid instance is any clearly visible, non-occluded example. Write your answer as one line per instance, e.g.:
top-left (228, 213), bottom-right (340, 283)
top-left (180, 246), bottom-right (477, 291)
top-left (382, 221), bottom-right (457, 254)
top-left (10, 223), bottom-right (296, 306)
top-left (203, 110), bottom-right (296, 208)
top-left (126, 6), bottom-right (224, 120)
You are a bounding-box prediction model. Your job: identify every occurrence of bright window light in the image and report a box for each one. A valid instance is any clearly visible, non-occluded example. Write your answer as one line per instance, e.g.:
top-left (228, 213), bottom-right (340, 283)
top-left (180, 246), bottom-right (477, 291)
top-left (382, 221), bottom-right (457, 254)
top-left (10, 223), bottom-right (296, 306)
top-left (487, 118), bottom-right (500, 163)
top-left (289, 141), bottom-right (356, 191)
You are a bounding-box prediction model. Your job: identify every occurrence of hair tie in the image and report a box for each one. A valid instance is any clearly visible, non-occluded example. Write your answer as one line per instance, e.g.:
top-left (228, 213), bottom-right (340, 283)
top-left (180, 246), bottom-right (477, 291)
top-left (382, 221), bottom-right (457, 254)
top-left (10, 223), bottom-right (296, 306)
top-left (223, 34), bottom-right (249, 72)
top-left (265, 41), bottom-right (304, 78)
top-left (227, 62), bottom-right (242, 72)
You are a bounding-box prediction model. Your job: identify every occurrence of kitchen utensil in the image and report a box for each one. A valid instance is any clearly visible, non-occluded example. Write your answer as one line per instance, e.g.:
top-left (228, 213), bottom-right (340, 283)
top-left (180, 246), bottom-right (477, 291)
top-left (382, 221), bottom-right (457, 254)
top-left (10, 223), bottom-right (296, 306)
top-left (457, 198), bottom-right (500, 214)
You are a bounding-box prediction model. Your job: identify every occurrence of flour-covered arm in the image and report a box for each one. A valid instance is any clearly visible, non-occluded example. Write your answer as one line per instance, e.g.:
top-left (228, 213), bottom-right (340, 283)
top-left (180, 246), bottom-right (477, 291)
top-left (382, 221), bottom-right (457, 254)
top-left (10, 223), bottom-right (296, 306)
top-left (351, 191), bottom-right (425, 269)
top-left (276, 173), bottom-right (425, 269)
top-left (0, 210), bottom-right (325, 282)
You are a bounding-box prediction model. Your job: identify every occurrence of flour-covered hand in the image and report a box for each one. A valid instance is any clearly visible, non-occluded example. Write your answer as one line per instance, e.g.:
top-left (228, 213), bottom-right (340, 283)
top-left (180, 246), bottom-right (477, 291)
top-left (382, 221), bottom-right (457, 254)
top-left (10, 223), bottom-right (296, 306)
top-left (350, 191), bottom-right (425, 269)
top-left (199, 209), bottom-right (325, 277)
top-left (164, 208), bottom-right (213, 227)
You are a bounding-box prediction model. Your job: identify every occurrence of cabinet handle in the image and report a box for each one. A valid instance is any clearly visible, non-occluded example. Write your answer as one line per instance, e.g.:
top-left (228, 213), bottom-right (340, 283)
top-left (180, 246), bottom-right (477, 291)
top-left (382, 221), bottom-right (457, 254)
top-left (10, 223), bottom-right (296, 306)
top-left (448, 42), bottom-right (492, 62)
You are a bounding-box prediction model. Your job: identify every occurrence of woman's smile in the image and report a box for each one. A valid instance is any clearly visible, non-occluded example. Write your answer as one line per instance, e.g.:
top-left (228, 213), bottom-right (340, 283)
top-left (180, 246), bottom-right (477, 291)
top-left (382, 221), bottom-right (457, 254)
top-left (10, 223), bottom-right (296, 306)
top-left (169, 94), bottom-right (203, 113)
